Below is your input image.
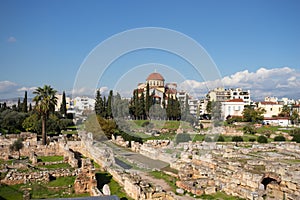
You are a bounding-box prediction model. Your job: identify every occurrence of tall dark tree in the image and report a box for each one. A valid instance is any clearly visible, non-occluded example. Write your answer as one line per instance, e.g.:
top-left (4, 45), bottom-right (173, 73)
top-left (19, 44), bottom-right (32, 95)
top-left (17, 98), bottom-right (21, 112)
top-left (29, 103), bottom-right (32, 112)
top-left (139, 92), bottom-right (146, 119)
top-left (145, 83), bottom-right (150, 118)
top-left (134, 89), bottom-right (139, 119)
top-left (107, 90), bottom-right (113, 119)
top-left (95, 89), bottom-right (103, 116)
top-left (33, 85), bottom-right (57, 145)
top-left (22, 91), bottom-right (28, 113)
top-left (103, 96), bottom-right (107, 118)
top-left (60, 91), bottom-right (67, 117)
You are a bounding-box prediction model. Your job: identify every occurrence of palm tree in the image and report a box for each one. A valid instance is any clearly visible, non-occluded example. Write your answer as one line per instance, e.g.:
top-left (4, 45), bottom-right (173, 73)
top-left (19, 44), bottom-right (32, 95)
top-left (33, 85), bottom-right (57, 145)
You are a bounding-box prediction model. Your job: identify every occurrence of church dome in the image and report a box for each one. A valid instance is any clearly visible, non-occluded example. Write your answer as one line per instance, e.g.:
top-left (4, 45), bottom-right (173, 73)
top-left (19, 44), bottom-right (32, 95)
top-left (146, 72), bottom-right (165, 81)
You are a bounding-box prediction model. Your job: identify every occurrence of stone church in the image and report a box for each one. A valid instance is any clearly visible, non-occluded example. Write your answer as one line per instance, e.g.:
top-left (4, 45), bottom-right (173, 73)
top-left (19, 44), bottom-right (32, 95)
top-left (136, 72), bottom-right (177, 106)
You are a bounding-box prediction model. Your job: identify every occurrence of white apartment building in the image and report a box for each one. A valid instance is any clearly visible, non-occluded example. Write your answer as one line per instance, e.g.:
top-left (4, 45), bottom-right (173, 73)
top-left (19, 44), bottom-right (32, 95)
top-left (208, 88), bottom-right (251, 105)
top-left (221, 99), bottom-right (245, 120)
top-left (72, 96), bottom-right (95, 112)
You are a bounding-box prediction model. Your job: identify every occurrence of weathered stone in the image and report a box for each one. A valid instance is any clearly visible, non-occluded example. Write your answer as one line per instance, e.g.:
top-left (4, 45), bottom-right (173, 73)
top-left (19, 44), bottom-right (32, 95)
top-left (102, 184), bottom-right (111, 195)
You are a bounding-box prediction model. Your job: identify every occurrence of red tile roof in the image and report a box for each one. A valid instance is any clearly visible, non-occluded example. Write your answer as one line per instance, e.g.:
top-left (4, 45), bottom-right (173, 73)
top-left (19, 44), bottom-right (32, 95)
top-left (260, 101), bottom-right (278, 105)
top-left (146, 72), bottom-right (165, 81)
top-left (226, 99), bottom-right (244, 102)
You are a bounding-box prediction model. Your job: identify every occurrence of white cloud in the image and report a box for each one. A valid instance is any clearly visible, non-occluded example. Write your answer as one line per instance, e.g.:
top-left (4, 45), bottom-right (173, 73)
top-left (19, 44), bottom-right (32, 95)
top-left (0, 81), bottom-right (39, 99)
top-left (7, 36), bottom-right (17, 43)
top-left (180, 67), bottom-right (300, 100)
top-left (0, 81), bottom-right (18, 93)
top-left (17, 86), bottom-right (37, 92)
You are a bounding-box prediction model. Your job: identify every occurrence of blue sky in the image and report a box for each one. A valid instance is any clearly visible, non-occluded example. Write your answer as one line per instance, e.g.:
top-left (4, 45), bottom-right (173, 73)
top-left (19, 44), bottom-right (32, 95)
top-left (0, 0), bottom-right (300, 99)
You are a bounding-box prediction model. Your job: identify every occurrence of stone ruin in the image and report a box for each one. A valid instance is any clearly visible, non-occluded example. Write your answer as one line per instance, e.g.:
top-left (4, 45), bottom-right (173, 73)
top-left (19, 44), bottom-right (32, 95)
top-left (74, 158), bottom-right (99, 195)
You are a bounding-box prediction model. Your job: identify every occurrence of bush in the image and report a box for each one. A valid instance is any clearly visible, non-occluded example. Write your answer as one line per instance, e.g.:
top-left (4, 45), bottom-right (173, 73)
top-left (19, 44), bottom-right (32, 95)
top-left (257, 135), bottom-right (268, 143)
top-left (141, 121), bottom-right (150, 127)
top-left (243, 125), bottom-right (256, 134)
top-left (292, 133), bottom-right (300, 143)
top-left (217, 135), bottom-right (225, 142)
top-left (176, 133), bottom-right (191, 144)
top-left (274, 135), bottom-right (286, 142)
top-left (249, 138), bottom-right (256, 142)
top-left (232, 136), bottom-right (243, 142)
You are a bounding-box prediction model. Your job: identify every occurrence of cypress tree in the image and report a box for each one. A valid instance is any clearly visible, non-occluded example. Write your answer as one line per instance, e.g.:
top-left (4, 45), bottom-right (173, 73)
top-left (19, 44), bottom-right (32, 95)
top-left (145, 83), bottom-right (150, 118)
top-left (134, 89), bottom-right (139, 119)
top-left (185, 93), bottom-right (190, 117)
top-left (103, 96), bottom-right (107, 118)
top-left (139, 92), bottom-right (146, 120)
top-left (107, 90), bottom-right (113, 119)
top-left (60, 91), bottom-right (67, 116)
top-left (29, 103), bottom-right (32, 112)
top-left (22, 91), bottom-right (28, 112)
top-left (95, 89), bottom-right (103, 116)
top-left (17, 98), bottom-right (21, 112)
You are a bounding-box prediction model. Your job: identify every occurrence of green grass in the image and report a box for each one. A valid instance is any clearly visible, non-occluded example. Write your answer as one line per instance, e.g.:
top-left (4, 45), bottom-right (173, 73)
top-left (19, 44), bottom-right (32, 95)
top-left (61, 130), bottom-right (78, 134)
top-left (161, 165), bottom-right (179, 174)
top-left (37, 155), bottom-right (64, 162)
top-left (48, 176), bottom-right (76, 187)
top-left (0, 176), bottom-right (89, 199)
top-left (200, 191), bottom-right (245, 199)
top-left (95, 171), bottom-right (133, 200)
top-left (145, 131), bottom-right (176, 141)
top-left (37, 163), bottom-right (71, 169)
top-left (149, 170), bottom-right (177, 192)
top-left (0, 184), bottom-right (23, 200)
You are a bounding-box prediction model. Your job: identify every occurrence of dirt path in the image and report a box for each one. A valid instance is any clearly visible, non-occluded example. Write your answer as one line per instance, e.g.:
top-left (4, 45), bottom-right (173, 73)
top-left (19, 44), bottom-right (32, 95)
top-left (137, 171), bottom-right (173, 191)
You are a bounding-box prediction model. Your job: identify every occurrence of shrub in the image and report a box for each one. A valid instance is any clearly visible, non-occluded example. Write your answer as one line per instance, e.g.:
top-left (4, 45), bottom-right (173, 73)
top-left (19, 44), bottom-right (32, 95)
top-left (249, 138), bottom-right (256, 142)
top-left (274, 135), bottom-right (286, 142)
top-left (243, 125), bottom-right (256, 134)
top-left (292, 133), bottom-right (300, 143)
top-left (176, 133), bottom-right (191, 144)
top-left (141, 121), bottom-right (150, 127)
top-left (257, 135), bottom-right (268, 143)
top-left (217, 135), bottom-right (225, 142)
top-left (232, 136), bottom-right (243, 142)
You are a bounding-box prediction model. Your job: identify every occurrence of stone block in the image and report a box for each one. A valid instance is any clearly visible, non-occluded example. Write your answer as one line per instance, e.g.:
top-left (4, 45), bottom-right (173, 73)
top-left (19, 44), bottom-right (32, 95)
top-left (286, 181), bottom-right (297, 190)
top-left (204, 186), bottom-right (216, 195)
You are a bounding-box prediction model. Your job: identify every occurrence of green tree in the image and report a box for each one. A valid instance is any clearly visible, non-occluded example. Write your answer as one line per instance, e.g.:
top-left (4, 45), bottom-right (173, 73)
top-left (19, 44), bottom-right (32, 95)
top-left (60, 91), bottom-right (67, 117)
top-left (17, 98), bottom-right (21, 112)
top-left (242, 106), bottom-right (265, 123)
top-left (95, 89), bottom-right (104, 117)
top-left (10, 138), bottom-right (24, 159)
top-left (29, 103), bottom-right (32, 112)
top-left (138, 92), bottom-right (146, 119)
top-left (33, 85), bottom-right (58, 145)
top-left (279, 105), bottom-right (290, 117)
top-left (107, 90), bottom-right (113, 119)
top-left (22, 91), bottom-right (28, 113)
top-left (206, 100), bottom-right (212, 114)
top-left (145, 83), bottom-right (150, 118)
top-left (22, 113), bottom-right (40, 132)
top-left (290, 110), bottom-right (299, 125)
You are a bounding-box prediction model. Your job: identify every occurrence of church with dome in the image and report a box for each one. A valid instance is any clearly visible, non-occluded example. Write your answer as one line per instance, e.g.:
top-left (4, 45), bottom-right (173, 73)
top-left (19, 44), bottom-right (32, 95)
top-left (136, 72), bottom-right (177, 105)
